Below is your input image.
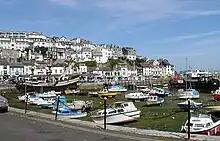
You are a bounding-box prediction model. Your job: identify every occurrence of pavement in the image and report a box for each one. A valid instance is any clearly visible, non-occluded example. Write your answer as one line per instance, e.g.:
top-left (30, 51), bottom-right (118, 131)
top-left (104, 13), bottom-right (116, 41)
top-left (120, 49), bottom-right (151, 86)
top-left (7, 107), bottom-right (220, 141)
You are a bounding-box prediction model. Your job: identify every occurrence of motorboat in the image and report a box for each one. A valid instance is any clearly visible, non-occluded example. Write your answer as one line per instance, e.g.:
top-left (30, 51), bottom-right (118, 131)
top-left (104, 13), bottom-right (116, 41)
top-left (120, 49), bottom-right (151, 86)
top-left (145, 95), bottom-right (164, 106)
top-left (179, 89), bottom-right (199, 99)
top-left (108, 84), bottom-right (127, 92)
top-left (181, 114), bottom-right (220, 135)
top-left (37, 98), bottom-right (55, 109)
top-left (212, 87), bottom-right (220, 101)
top-left (150, 87), bottom-right (169, 97)
top-left (98, 89), bottom-right (119, 98)
top-left (125, 92), bottom-right (149, 101)
top-left (28, 95), bottom-right (45, 105)
top-left (136, 86), bottom-right (151, 93)
top-left (37, 90), bottom-right (61, 98)
top-left (67, 100), bottom-right (93, 111)
top-left (177, 99), bottom-right (202, 111)
top-left (51, 107), bottom-right (87, 119)
top-left (91, 101), bottom-right (141, 124)
top-left (17, 92), bottom-right (36, 101)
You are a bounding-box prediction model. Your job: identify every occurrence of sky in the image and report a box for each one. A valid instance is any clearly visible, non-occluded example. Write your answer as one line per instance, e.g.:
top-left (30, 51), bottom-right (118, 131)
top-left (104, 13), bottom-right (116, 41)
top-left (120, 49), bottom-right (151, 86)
top-left (1, 0), bottom-right (220, 71)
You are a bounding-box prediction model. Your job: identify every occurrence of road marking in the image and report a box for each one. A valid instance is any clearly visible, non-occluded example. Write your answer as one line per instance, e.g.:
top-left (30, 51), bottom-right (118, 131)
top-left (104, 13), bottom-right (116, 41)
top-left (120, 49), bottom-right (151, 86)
top-left (11, 113), bottom-right (165, 141)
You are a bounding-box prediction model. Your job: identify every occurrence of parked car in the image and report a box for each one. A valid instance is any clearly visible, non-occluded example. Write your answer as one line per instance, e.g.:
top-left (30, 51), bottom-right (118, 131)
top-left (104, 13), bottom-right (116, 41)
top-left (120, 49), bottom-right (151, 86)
top-left (0, 95), bottom-right (9, 112)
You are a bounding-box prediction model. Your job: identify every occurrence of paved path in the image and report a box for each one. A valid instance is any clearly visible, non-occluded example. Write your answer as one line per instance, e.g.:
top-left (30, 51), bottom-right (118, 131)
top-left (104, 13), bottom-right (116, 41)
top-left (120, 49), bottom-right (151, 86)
top-left (0, 112), bottom-right (172, 141)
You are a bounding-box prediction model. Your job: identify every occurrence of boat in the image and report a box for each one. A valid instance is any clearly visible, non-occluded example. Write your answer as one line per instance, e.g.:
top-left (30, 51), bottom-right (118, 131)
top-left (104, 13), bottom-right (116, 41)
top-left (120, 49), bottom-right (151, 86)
top-left (37, 90), bottom-right (60, 98)
top-left (67, 100), bottom-right (93, 110)
top-left (37, 98), bottom-right (56, 109)
top-left (136, 86), bottom-right (151, 93)
top-left (91, 101), bottom-right (141, 124)
top-left (212, 87), bottom-right (220, 101)
top-left (17, 92), bottom-right (36, 101)
top-left (177, 99), bottom-right (202, 111)
top-left (15, 61), bottom-right (80, 93)
top-left (145, 95), bottom-right (164, 106)
top-left (98, 89), bottom-right (119, 98)
top-left (108, 84), bottom-right (127, 92)
top-left (150, 87), bottom-right (169, 97)
top-left (181, 114), bottom-right (220, 135)
top-left (125, 92), bottom-right (149, 101)
top-left (178, 89), bottom-right (199, 99)
top-left (28, 95), bottom-right (45, 105)
top-left (51, 107), bottom-right (87, 119)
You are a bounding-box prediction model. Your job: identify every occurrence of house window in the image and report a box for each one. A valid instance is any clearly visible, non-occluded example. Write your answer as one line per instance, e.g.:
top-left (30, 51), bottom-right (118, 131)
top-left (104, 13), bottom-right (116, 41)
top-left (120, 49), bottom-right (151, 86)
top-left (60, 69), bottom-right (62, 73)
top-left (55, 69), bottom-right (57, 73)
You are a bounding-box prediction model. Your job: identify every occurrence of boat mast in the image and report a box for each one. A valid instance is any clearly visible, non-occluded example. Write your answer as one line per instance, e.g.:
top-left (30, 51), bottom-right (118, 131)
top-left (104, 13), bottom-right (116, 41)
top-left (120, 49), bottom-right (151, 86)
top-left (185, 57), bottom-right (188, 90)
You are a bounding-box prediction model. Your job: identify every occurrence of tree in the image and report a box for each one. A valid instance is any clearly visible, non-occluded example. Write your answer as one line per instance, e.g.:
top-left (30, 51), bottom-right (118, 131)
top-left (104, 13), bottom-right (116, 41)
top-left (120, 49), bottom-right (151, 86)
top-left (84, 61), bottom-right (97, 67)
top-left (106, 59), bottom-right (122, 69)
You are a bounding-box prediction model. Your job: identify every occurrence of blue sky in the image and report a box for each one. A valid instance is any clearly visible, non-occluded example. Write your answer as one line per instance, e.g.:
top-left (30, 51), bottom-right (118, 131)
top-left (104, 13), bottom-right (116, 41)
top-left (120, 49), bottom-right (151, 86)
top-left (1, 0), bottom-right (220, 71)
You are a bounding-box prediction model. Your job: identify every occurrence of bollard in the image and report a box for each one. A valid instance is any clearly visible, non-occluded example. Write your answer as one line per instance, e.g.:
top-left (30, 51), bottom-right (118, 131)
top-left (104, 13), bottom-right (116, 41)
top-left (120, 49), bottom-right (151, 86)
top-left (104, 97), bottom-right (107, 129)
top-left (24, 94), bottom-right (28, 114)
top-left (55, 95), bottom-right (60, 120)
top-left (187, 98), bottom-right (191, 140)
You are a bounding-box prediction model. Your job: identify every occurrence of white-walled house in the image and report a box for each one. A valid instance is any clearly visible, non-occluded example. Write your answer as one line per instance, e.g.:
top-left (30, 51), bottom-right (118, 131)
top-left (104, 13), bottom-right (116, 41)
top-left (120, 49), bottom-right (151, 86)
top-left (9, 62), bottom-right (24, 77)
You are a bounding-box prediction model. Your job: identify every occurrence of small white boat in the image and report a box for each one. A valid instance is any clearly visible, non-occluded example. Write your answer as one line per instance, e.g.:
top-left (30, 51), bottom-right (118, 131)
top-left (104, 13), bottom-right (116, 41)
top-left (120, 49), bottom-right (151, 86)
top-left (145, 95), bottom-right (164, 106)
top-left (125, 92), bottom-right (149, 100)
top-left (91, 101), bottom-right (141, 124)
top-left (179, 89), bottom-right (199, 99)
top-left (181, 114), bottom-right (220, 135)
top-left (136, 86), bottom-right (151, 93)
top-left (108, 84), bottom-right (127, 92)
top-left (67, 100), bottom-right (93, 110)
top-left (52, 107), bottom-right (87, 119)
top-left (37, 90), bottom-right (61, 98)
top-left (178, 99), bottom-right (202, 111)
top-left (37, 98), bottom-right (55, 108)
top-left (17, 92), bottom-right (36, 101)
top-left (28, 96), bottom-right (45, 105)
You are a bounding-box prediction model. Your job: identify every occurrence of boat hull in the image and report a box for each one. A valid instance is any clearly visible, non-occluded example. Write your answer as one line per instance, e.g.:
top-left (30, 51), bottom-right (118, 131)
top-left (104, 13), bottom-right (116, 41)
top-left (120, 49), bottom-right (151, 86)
top-left (182, 124), bottom-right (220, 135)
top-left (92, 110), bottom-right (141, 124)
top-left (51, 111), bottom-right (87, 119)
top-left (146, 99), bottom-right (164, 106)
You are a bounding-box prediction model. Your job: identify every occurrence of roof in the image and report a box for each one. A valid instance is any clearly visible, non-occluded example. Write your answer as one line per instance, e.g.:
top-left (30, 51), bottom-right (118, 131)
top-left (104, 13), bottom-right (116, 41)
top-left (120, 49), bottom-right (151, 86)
top-left (9, 62), bottom-right (24, 68)
top-left (53, 62), bottom-right (68, 67)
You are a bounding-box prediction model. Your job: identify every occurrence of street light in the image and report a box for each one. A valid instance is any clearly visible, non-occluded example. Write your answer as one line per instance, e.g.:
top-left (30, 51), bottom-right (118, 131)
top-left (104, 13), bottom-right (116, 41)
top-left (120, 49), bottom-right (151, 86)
top-left (55, 95), bottom-right (60, 120)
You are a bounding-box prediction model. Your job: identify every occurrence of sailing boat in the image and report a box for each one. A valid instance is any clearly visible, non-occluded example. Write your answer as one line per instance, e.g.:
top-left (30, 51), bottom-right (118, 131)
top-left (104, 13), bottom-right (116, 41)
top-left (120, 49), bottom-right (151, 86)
top-left (15, 58), bottom-right (79, 92)
top-left (178, 58), bottom-right (199, 99)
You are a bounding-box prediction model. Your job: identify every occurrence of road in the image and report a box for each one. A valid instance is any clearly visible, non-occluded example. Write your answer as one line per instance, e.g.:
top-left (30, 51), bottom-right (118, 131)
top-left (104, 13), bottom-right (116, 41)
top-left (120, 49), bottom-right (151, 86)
top-left (0, 112), bottom-right (178, 141)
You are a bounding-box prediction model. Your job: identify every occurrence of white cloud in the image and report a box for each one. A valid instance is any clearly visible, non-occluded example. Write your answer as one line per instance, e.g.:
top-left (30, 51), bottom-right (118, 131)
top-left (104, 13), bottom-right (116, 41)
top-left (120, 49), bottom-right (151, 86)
top-left (48, 0), bottom-right (77, 7)
top-left (155, 30), bottom-right (220, 43)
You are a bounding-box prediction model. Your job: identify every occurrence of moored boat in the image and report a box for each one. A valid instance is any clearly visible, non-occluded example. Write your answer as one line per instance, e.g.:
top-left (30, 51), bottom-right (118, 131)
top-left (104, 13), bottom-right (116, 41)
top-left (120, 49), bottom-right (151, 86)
top-left (51, 107), bottom-right (87, 119)
top-left (181, 114), bottom-right (220, 135)
top-left (98, 89), bottom-right (119, 98)
top-left (177, 99), bottom-right (202, 111)
top-left (125, 92), bottom-right (149, 101)
top-left (145, 95), bottom-right (164, 106)
top-left (212, 87), bottom-right (220, 101)
top-left (91, 101), bottom-right (141, 124)
top-left (178, 89), bottom-right (199, 99)
top-left (108, 84), bottom-right (127, 92)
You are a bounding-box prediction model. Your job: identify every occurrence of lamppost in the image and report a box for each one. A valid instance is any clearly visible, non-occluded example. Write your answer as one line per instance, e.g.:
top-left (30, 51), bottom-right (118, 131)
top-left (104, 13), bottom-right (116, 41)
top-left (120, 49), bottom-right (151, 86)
top-left (24, 81), bottom-right (27, 114)
top-left (55, 95), bottom-right (60, 120)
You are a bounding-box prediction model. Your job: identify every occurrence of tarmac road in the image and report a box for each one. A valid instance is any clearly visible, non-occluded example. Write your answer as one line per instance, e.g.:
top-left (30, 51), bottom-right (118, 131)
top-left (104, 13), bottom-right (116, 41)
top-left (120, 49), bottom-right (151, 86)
top-left (0, 112), bottom-right (179, 141)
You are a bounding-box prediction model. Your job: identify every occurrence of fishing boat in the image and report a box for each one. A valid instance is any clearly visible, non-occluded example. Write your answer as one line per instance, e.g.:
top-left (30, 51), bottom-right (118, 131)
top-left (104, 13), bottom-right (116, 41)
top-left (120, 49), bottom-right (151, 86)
top-left (52, 107), bottom-right (87, 119)
top-left (15, 61), bottom-right (79, 93)
top-left (177, 99), bottom-right (202, 111)
top-left (98, 89), bottom-right (119, 98)
top-left (28, 96), bottom-right (45, 105)
top-left (178, 89), bottom-right (200, 99)
top-left (108, 84), bottom-right (127, 92)
top-left (125, 92), bottom-right (149, 101)
top-left (181, 114), bottom-right (220, 135)
top-left (212, 87), bottom-right (220, 101)
top-left (145, 95), bottom-right (164, 106)
top-left (91, 101), bottom-right (141, 124)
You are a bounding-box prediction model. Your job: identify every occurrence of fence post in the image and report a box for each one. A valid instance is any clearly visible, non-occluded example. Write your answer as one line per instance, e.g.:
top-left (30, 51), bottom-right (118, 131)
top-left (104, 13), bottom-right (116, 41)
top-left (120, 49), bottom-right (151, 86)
top-left (187, 98), bottom-right (191, 140)
top-left (55, 95), bottom-right (60, 120)
top-left (104, 97), bottom-right (107, 129)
